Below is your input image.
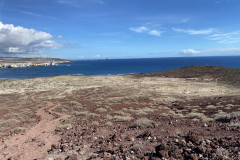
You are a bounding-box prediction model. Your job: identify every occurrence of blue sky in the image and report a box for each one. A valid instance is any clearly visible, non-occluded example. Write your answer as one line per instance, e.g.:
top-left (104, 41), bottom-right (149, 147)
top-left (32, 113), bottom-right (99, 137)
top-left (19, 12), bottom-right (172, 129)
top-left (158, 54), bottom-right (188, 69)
top-left (0, 0), bottom-right (240, 59)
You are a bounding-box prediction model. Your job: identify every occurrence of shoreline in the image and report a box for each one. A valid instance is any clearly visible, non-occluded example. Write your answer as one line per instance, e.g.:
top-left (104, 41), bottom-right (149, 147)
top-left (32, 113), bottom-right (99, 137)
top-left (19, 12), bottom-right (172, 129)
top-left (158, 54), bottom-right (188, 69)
top-left (0, 65), bottom-right (240, 159)
top-left (1, 65), bottom-right (240, 87)
top-left (0, 57), bottom-right (71, 69)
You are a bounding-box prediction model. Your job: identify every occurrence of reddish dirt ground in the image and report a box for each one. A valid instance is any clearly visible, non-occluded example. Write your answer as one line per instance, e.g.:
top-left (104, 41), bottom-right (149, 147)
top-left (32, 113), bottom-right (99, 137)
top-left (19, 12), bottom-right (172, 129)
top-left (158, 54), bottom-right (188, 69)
top-left (0, 65), bottom-right (240, 160)
top-left (0, 101), bottom-right (69, 160)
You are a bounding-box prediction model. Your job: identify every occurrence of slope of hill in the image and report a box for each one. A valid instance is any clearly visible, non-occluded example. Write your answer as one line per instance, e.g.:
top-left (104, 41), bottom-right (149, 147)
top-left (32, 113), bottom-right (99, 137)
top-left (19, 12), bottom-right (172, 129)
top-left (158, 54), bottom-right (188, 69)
top-left (135, 65), bottom-right (240, 87)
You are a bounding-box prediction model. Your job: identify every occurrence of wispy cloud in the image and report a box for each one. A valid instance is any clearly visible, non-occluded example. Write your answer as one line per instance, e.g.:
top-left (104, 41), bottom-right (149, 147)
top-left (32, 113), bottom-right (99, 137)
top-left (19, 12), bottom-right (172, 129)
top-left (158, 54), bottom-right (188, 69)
top-left (215, 0), bottom-right (230, 4)
top-left (0, 7), bottom-right (60, 21)
top-left (172, 27), bottom-right (216, 35)
top-left (57, 0), bottom-right (106, 8)
top-left (129, 26), bottom-right (148, 33)
top-left (173, 27), bottom-right (240, 44)
top-left (129, 26), bottom-right (163, 37)
top-left (180, 47), bottom-right (240, 56)
top-left (137, 15), bottom-right (189, 24)
top-left (208, 31), bottom-right (240, 44)
top-left (148, 30), bottom-right (162, 36)
top-left (20, 10), bottom-right (59, 21)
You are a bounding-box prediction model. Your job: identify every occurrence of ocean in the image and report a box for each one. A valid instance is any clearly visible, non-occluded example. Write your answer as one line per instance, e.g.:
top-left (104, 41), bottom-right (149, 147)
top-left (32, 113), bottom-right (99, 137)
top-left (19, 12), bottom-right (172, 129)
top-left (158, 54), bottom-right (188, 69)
top-left (0, 56), bottom-right (240, 79)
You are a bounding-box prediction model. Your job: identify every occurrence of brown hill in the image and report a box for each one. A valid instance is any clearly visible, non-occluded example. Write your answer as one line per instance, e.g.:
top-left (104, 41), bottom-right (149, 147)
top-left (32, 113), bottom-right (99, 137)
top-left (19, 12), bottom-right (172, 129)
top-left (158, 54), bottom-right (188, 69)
top-left (135, 65), bottom-right (240, 87)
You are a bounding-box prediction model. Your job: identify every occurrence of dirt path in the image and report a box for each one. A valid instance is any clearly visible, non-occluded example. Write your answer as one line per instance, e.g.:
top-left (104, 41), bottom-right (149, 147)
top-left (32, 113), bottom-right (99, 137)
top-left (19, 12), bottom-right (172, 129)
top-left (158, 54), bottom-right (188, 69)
top-left (0, 101), bottom-right (69, 160)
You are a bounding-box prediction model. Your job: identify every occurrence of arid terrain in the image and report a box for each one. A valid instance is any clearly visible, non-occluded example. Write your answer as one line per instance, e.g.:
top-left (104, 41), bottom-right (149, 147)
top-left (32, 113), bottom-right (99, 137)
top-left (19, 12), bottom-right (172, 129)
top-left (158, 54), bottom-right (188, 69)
top-left (0, 65), bottom-right (240, 160)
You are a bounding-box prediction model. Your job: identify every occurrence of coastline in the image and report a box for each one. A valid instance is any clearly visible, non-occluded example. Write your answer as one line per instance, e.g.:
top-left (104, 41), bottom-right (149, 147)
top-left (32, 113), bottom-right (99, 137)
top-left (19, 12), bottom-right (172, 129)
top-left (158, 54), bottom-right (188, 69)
top-left (0, 65), bottom-right (240, 159)
top-left (0, 57), bottom-right (71, 69)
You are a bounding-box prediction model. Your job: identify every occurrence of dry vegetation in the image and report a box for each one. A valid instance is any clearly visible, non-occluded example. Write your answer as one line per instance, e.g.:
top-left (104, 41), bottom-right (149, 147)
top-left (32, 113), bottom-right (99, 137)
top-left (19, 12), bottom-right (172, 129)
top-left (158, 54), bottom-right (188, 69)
top-left (0, 65), bottom-right (240, 160)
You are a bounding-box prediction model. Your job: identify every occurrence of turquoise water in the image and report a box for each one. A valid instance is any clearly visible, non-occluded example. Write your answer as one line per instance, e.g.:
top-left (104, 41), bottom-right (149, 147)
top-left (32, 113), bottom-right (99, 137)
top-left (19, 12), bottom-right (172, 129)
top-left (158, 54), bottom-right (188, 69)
top-left (0, 56), bottom-right (240, 79)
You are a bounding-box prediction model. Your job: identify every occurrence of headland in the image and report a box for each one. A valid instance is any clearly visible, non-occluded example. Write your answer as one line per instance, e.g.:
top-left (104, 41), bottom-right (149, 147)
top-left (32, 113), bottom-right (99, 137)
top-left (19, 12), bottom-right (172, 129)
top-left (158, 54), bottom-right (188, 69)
top-left (0, 57), bottom-right (71, 68)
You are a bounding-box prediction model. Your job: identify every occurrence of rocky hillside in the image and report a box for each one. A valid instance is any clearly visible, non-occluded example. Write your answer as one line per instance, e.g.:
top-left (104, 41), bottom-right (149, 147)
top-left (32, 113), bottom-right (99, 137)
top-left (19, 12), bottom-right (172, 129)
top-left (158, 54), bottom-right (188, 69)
top-left (135, 65), bottom-right (240, 87)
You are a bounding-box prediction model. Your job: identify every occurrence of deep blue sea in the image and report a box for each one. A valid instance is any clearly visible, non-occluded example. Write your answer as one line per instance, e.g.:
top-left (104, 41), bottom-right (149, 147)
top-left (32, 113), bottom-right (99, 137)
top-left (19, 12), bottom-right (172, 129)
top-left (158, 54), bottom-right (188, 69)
top-left (1, 56), bottom-right (240, 79)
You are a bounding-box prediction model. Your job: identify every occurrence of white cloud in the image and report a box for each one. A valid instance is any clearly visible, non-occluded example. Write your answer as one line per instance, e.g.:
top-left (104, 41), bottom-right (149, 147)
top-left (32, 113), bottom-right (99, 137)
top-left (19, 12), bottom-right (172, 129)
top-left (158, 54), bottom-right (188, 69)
top-left (129, 26), bottom-right (162, 37)
top-left (129, 26), bottom-right (148, 33)
top-left (20, 11), bottom-right (59, 21)
top-left (0, 21), bottom-right (62, 57)
top-left (180, 47), bottom-right (240, 56)
top-left (208, 31), bottom-right (240, 44)
top-left (149, 30), bottom-right (162, 36)
top-left (172, 27), bottom-right (215, 35)
top-left (173, 27), bottom-right (240, 44)
top-left (182, 49), bottom-right (201, 54)
top-left (8, 47), bottom-right (23, 53)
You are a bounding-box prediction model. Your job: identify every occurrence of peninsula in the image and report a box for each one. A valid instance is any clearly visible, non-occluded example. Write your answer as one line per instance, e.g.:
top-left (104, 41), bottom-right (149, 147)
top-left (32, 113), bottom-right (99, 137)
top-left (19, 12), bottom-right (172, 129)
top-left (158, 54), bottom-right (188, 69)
top-left (0, 57), bottom-right (71, 68)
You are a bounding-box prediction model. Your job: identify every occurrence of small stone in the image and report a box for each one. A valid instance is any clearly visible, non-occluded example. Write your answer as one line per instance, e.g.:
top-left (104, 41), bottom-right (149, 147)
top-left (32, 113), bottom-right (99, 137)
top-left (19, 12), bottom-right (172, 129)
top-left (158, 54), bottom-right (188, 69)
top-left (190, 154), bottom-right (198, 160)
top-left (31, 138), bottom-right (36, 142)
top-left (61, 144), bottom-right (68, 152)
top-left (211, 153), bottom-right (216, 159)
top-left (111, 132), bottom-right (121, 141)
top-left (186, 132), bottom-right (201, 144)
top-left (206, 139), bottom-right (211, 144)
top-left (197, 144), bottom-right (206, 153)
top-left (187, 141), bottom-right (194, 147)
top-left (103, 151), bottom-right (108, 157)
top-left (65, 154), bottom-right (77, 160)
top-left (158, 150), bottom-right (169, 158)
top-left (90, 154), bottom-right (98, 159)
top-left (203, 123), bottom-right (207, 127)
top-left (51, 144), bottom-right (57, 150)
top-left (125, 136), bottom-right (134, 141)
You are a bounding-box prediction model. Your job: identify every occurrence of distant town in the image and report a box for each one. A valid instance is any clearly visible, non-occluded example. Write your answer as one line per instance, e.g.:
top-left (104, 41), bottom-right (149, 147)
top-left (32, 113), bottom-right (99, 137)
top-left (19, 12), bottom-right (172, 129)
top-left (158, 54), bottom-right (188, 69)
top-left (0, 57), bottom-right (71, 69)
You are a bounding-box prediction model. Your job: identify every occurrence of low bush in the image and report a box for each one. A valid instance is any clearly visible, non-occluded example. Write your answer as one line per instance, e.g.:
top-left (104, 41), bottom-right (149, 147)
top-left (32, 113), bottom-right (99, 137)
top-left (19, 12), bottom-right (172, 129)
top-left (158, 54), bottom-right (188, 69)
top-left (132, 118), bottom-right (156, 128)
top-left (113, 115), bottom-right (133, 121)
top-left (95, 107), bottom-right (107, 113)
top-left (214, 111), bottom-right (240, 122)
top-left (58, 123), bottom-right (72, 130)
top-left (11, 127), bottom-right (27, 134)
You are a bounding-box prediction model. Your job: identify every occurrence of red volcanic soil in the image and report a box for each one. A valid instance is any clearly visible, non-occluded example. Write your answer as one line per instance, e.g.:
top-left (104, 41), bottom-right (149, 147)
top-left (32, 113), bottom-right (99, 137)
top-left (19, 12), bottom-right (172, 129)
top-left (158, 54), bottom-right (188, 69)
top-left (0, 65), bottom-right (240, 160)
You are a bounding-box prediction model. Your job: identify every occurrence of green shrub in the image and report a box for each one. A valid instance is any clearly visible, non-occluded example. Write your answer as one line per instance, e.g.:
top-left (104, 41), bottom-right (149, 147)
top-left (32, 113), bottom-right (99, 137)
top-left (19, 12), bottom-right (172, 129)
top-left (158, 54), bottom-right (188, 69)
top-left (132, 118), bottom-right (156, 128)
top-left (92, 121), bottom-right (99, 126)
top-left (1, 119), bottom-right (19, 126)
top-left (58, 123), bottom-right (72, 130)
top-left (186, 112), bottom-right (213, 122)
top-left (214, 111), bottom-right (240, 122)
top-left (105, 121), bottom-right (113, 126)
top-left (113, 115), bottom-right (133, 121)
top-left (11, 127), bottom-right (27, 134)
top-left (95, 108), bottom-right (107, 113)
